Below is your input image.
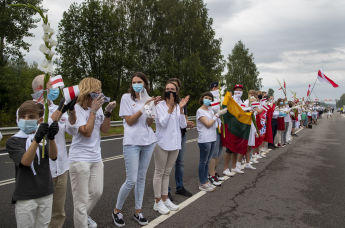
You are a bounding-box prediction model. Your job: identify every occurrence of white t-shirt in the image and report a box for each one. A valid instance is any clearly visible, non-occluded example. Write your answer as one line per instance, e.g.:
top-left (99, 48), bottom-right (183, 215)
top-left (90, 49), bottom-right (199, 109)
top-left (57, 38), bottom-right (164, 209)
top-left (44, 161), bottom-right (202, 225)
top-left (68, 103), bottom-right (104, 162)
top-left (48, 103), bottom-right (70, 178)
top-left (119, 93), bottom-right (156, 146)
top-left (283, 107), bottom-right (291, 122)
top-left (155, 101), bottom-right (187, 151)
top-left (210, 90), bottom-right (221, 128)
top-left (196, 108), bottom-right (217, 143)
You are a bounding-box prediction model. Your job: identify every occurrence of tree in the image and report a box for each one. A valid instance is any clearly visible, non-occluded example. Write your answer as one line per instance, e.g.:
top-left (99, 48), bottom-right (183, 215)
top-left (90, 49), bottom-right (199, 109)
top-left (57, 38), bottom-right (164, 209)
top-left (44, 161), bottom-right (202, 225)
top-left (336, 93), bottom-right (345, 108)
top-left (225, 40), bottom-right (262, 99)
top-left (267, 88), bottom-right (274, 97)
top-left (0, 0), bottom-right (42, 66)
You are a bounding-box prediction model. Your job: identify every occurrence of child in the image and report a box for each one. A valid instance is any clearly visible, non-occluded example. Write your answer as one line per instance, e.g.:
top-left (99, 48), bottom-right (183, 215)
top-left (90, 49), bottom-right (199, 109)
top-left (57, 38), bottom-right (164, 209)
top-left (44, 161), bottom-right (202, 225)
top-left (6, 100), bottom-right (59, 228)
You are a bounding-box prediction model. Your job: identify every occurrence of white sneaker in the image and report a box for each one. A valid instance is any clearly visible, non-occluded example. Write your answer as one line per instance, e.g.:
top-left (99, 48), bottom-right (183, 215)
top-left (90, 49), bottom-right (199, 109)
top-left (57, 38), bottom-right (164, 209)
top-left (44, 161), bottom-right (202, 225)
top-left (260, 153), bottom-right (266, 158)
top-left (232, 167), bottom-right (244, 174)
top-left (153, 200), bottom-right (170, 215)
top-left (252, 158), bottom-right (259, 164)
top-left (207, 183), bottom-right (217, 191)
top-left (88, 216), bottom-right (97, 228)
top-left (256, 154), bottom-right (262, 159)
top-left (223, 168), bottom-right (235, 177)
top-left (199, 183), bottom-right (215, 192)
top-left (217, 175), bottom-right (226, 181)
top-left (245, 163), bottom-right (256, 170)
top-left (163, 198), bottom-right (179, 211)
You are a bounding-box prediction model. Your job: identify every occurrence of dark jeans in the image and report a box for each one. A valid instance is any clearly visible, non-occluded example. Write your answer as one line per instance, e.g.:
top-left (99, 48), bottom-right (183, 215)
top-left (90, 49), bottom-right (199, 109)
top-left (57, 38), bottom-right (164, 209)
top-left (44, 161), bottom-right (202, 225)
top-left (198, 141), bottom-right (215, 185)
top-left (168, 133), bottom-right (187, 192)
top-left (269, 118), bottom-right (278, 146)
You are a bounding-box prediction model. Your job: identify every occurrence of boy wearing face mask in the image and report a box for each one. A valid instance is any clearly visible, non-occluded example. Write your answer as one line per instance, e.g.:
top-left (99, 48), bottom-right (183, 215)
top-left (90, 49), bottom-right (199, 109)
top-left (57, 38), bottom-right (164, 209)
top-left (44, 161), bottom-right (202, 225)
top-left (7, 100), bottom-right (59, 228)
top-left (30, 75), bottom-right (77, 228)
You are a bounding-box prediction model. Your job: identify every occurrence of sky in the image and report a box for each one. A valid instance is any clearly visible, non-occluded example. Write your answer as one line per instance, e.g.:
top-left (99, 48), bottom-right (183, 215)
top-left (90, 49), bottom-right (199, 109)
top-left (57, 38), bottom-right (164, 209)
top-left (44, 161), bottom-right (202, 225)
top-left (23, 0), bottom-right (345, 103)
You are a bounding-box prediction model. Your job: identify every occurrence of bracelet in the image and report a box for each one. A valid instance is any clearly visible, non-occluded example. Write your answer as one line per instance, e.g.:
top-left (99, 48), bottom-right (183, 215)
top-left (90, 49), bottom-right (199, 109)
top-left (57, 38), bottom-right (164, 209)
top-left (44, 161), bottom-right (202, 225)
top-left (104, 111), bottom-right (112, 118)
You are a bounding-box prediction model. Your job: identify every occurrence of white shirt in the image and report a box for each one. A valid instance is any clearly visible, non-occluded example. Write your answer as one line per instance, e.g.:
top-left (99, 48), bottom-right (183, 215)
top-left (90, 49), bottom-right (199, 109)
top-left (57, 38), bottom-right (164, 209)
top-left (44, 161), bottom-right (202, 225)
top-left (67, 103), bottom-right (104, 162)
top-left (283, 107), bottom-right (291, 122)
top-left (196, 108), bottom-right (217, 143)
top-left (48, 104), bottom-right (70, 178)
top-left (119, 93), bottom-right (157, 146)
top-left (155, 101), bottom-right (187, 151)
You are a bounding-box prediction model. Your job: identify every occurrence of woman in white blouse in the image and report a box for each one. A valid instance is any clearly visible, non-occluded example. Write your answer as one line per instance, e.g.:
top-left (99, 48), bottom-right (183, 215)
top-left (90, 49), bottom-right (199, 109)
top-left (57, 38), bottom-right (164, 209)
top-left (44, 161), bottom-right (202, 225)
top-left (112, 72), bottom-right (160, 227)
top-left (153, 81), bottom-right (189, 215)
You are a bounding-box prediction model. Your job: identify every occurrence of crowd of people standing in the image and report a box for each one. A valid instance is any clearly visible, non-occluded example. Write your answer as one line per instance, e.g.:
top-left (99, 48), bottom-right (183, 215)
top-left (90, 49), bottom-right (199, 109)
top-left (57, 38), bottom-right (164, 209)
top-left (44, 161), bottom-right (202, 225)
top-left (6, 72), bottom-right (323, 228)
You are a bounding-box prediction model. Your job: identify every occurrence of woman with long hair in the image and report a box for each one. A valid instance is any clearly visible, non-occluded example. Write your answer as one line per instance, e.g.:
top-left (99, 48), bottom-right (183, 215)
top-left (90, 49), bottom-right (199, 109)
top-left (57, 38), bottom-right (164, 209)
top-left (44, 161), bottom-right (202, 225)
top-left (153, 81), bottom-right (189, 215)
top-left (112, 72), bottom-right (160, 227)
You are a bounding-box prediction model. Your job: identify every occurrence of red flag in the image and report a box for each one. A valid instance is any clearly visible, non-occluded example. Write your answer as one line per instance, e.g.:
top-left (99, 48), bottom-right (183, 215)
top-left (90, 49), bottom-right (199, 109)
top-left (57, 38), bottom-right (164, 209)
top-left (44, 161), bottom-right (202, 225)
top-left (318, 70), bottom-right (339, 88)
top-left (307, 84), bottom-right (311, 97)
top-left (283, 80), bottom-right (286, 89)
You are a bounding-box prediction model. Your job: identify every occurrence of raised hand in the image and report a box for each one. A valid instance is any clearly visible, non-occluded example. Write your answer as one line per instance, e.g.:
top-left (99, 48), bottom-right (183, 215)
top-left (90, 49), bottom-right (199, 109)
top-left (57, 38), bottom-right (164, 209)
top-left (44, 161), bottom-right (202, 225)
top-left (91, 94), bottom-right (104, 113)
top-left (179, 95), bottom-right (190, 109)
top-left (105, 101), bottom-right (116, 113)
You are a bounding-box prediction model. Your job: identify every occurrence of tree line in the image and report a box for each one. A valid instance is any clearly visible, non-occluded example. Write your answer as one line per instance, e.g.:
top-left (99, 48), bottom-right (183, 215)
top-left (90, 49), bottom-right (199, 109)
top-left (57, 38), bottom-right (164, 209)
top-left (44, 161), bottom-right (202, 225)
top-left (0, 0), bottom-right (262, 126)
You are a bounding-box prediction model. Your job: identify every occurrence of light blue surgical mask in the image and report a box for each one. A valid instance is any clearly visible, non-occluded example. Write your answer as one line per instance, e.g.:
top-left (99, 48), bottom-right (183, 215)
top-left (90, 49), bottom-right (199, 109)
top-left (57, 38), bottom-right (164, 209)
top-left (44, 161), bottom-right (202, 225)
top-left (132, 83), bottom-right (144, 93)
top-left (48, 88), bottom-right (60, 101)
top-left (203, 98), bottom-right (211, 106)
top-left (18, 119), bottom-right (38, 134)
top-left (279, 102), bottom-right (283, 105)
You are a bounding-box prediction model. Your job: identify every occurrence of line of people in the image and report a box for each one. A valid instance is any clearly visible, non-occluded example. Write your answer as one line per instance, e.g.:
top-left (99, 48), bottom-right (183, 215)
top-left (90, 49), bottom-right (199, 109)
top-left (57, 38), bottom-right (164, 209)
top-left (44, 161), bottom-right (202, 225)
top-left (6, 73), bottom-right (315, 228)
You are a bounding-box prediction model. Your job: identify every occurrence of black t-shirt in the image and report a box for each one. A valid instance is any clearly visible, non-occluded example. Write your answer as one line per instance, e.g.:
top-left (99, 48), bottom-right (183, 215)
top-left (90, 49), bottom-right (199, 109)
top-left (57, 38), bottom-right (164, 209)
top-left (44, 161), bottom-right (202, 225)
top-left (181, 106), bottom-right (188, 136)
top-left (6, 137), bottom-right (54, 203)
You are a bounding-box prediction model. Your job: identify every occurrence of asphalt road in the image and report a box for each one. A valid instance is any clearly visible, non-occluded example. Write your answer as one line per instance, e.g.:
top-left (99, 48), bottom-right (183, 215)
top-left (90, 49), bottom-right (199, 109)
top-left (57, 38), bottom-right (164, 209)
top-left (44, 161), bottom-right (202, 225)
top-left (0, 114), bottom-right (344, 227)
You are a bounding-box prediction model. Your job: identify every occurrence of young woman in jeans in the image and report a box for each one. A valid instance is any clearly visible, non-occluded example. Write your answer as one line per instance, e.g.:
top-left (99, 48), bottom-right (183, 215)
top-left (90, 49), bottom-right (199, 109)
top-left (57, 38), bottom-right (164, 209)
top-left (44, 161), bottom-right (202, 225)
top-left (112, 72), bottom-right (160, 227)
top-left (67, 77), bottom-right (116, 228)
top-left (153, 81), bottom-right (189, 215)
top-left (197, 92), bottom-right (220, 192)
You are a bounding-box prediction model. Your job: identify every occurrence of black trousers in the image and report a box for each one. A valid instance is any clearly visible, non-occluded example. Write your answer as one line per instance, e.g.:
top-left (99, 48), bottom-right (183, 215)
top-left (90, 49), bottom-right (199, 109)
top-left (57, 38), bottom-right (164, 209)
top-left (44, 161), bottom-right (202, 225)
top-left (269, 118), bottom-right (278, 146)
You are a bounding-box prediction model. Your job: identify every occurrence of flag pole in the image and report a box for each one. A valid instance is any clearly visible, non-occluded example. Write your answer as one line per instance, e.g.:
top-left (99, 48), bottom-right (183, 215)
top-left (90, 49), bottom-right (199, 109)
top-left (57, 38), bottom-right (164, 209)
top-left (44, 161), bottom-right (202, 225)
top-left (308, 77), bottom-right (318, 101)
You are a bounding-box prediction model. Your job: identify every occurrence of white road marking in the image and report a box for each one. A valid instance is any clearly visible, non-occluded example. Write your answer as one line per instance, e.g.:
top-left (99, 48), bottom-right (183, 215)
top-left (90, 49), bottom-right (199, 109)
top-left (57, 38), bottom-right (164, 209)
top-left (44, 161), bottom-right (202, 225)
top-left (0, 138), bottom-right (199, 186)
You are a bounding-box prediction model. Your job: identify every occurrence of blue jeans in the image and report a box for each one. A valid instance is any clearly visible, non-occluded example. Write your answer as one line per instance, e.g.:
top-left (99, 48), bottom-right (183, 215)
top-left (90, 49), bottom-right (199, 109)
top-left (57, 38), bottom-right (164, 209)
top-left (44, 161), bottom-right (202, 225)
top-left (115, 143), bottom-right (155, 210)
top-left (174, 133), bottom-right (187, 190)
top-left (198, 142), bottom-right (215, 185)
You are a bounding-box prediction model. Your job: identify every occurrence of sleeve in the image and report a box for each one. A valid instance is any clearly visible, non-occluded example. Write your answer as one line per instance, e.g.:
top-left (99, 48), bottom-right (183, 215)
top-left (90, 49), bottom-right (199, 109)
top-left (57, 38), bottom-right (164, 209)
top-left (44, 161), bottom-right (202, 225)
top-left (179, 112), bottom-right (187, 129)
top-left (155, 102), bottom-right (171, 128)
top-left (119, 94), bottom-right (133, 118)
top-left (66, 104), bottom-right (87, 136)
top-left (6, 138), bottom-right (25, 167)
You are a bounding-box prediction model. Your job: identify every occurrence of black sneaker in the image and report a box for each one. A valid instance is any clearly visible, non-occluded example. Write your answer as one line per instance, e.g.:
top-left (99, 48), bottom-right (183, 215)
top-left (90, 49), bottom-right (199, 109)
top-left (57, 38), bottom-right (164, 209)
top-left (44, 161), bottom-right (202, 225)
top-left (112, 211), bottom-right (125, 227)
top-left (168, 192), bottom-right (174, 201)
top-left (209, 176), bottom-right (221, 186)
top-left (133, 213), bottom-right (148, 226)
top-left (176, 187), bottom-right (192, 197)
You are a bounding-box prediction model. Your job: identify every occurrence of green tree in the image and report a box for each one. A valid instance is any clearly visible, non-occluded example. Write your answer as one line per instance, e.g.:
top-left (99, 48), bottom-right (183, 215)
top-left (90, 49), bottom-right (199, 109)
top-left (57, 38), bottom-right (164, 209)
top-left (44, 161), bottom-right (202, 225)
top-left (225, 40), bottom-right (261, 99)
top-left (267, 88), bottom-right (274, 97)
top-left (0, 0), bottom-right (42, 66)
top-left (336, 93), bottom-right (345, 108)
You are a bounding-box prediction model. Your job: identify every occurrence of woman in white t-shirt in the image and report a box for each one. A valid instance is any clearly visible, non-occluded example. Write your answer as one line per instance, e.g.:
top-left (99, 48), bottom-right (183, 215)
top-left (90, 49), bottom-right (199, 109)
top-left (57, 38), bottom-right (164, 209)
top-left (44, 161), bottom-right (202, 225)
top-left (67, 77), bottom-right (116, 228)
top-left (153, 81), bottom-right (189, 215)
top-left (112, 72), bottom-right (160, 227)
top-left (196, 92), bottom-right (219, 192)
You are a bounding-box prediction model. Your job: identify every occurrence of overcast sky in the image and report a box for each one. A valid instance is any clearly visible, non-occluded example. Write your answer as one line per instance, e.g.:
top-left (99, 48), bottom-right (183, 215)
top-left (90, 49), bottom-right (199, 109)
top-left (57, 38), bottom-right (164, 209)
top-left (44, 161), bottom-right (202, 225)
top-left (24, 0), bottom-right (345, 103)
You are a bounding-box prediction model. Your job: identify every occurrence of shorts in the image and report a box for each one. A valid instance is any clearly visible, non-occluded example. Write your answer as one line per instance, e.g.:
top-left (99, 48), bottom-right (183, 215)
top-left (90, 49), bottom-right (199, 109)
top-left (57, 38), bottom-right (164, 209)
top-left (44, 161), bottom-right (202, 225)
top-left (225, 148), bottom-right (234, 154)
top-left (312, 114), bottom-right (317, 120)
top-left (211, 132), bottom-right (223, 158)
top-left (292, 121), bottom-right (296, 128)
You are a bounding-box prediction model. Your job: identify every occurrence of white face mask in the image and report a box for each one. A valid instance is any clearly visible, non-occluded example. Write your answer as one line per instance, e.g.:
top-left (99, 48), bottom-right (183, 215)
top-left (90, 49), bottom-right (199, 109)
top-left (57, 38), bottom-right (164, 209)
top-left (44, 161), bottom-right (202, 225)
top-left (234, 91), bottom-right (243, 98)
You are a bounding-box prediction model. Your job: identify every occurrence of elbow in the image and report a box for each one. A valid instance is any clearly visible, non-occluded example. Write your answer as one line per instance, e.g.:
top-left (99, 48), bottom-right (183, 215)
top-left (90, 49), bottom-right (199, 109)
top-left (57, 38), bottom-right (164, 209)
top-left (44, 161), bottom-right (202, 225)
top-left (20, 160), bottom-right (31, 167)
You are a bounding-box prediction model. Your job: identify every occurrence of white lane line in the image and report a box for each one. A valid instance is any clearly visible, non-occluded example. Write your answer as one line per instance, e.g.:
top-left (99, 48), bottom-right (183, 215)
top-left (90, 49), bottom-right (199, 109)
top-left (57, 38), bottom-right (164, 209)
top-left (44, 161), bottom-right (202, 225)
top-left (295, 128), bottom-right (303, 134)
top-left (0, 138), bottom-right (199, 187)
top-left (143, 191), bottom-right (207, 228)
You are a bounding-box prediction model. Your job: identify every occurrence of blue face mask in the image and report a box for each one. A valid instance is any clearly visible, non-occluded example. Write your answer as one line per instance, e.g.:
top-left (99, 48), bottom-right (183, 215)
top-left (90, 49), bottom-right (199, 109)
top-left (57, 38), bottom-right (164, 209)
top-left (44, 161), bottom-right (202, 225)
top-left (48, 88), bottom-right (60, 101)
top-left (18, 119), bottom-right (38, 134)
top-left (132, 83), bottom-right (144, 93)
top-left (203, 98), bottom-right (212, 106)
top-left (280, 102), bottom-right (283, 105)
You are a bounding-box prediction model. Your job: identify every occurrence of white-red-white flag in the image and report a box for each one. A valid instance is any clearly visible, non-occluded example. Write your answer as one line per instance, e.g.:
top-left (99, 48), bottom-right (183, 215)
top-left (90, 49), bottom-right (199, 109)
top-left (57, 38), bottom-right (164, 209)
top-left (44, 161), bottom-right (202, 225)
top-left (307, 84), bottom-right (311, 97)
top-left (63, 85), bottom-right (79, 104)
top-left (317, 70), bottom-right (339, 88)
top-left (50, 75), bottom-right (64, 88)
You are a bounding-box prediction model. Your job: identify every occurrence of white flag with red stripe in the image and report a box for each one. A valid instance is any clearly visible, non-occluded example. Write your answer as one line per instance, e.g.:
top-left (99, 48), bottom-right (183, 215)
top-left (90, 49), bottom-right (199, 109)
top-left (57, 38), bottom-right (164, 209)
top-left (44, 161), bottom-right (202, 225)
top-left (317, 70), bottom-right (339, 88)
top-left (306, 84), bottom-right (311, 97)
top-left (63, 85), bottom-right (79, 104)
top-left (50, 75), bottom-right (64, 88)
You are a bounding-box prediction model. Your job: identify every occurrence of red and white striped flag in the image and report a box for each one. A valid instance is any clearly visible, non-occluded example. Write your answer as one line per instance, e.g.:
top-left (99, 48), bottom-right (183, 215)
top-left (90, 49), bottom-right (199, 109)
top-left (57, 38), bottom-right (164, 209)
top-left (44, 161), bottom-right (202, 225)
top-left (307, 84), bottom-right (311, 97)
top-left (63, 85), bottom-right (79, 104)
top-left (318, 70), bottom-right (339, 88)
top-left (211, 101), bottom-right (221, 106)
top-left (50, 75), bottom-right (64, 88)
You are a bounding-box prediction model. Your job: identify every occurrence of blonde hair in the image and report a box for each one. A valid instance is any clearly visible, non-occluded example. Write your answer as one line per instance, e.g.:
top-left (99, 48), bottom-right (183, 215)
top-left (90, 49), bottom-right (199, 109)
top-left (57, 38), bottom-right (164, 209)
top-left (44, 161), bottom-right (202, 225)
top-left (77, 77), bottom-right (102, 108)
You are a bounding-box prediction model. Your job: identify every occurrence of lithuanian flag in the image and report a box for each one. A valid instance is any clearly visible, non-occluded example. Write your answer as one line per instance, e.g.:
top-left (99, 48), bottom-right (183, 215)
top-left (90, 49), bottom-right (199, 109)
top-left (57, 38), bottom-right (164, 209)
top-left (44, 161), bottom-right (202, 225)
top-left (221, 91), bottom-right (253, 155)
